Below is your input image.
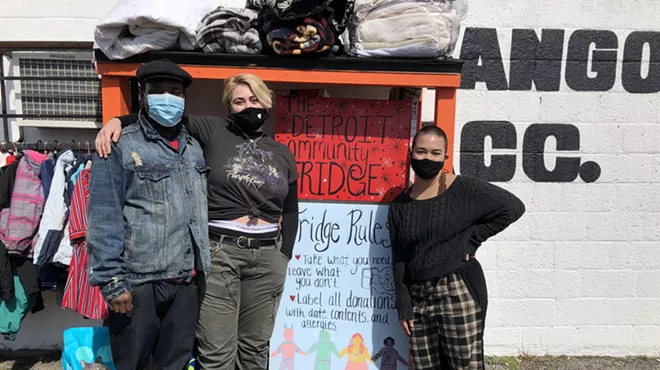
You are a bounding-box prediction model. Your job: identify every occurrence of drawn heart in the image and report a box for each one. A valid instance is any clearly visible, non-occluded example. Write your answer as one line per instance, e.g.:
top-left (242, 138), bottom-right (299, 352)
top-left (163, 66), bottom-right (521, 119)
top-left (289, 295), bottom-right (295, 302)
top-left (295, 255), bottom-right (301, 260)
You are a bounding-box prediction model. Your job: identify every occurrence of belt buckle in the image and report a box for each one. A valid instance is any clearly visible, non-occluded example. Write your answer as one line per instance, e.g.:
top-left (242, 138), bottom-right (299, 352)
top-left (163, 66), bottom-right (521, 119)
top-left (236, 236), bottom-right (250, 249)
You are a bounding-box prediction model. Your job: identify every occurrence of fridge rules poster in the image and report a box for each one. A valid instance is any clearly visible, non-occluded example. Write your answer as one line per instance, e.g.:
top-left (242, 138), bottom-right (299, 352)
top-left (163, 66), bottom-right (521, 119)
top-left (270, 95), bottom-right (416, 370)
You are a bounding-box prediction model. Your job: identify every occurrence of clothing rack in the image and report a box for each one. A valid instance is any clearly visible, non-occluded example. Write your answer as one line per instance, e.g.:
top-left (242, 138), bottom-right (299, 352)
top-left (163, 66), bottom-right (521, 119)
top-left (0, 140), bottom-right (95, 152)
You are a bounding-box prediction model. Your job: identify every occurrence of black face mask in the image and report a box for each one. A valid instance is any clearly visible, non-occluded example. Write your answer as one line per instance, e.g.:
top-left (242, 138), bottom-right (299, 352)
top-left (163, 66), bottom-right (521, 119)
top-left (410, 158), bottom-right (445, 180)
top-left (229, 107), bottom-right (269, 134)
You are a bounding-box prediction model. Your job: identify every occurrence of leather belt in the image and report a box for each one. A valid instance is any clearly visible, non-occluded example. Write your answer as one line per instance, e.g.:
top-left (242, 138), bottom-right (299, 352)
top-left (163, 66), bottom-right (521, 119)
top-left (210, 234), bottom-right (279, 249)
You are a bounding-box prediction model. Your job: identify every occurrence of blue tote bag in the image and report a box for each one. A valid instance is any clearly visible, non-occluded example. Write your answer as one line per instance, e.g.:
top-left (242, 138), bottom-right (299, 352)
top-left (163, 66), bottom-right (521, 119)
top-left (62, 327), bottom-right (116, 370)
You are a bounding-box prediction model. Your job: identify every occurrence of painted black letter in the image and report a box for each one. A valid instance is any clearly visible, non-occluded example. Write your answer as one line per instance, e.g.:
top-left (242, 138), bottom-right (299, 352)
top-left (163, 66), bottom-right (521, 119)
top-left (459, 28), bottom-right (508, 90)
top-left (509, 29), bottom-right (565, 91)
top-left (523, 124), bottom-right (581, 182)
top-left (565, 30), bottom-right (618, 92)
top-left (622, 31), bottom-right (660, 93)
top-left (460, 121), bottom-right (517, 182)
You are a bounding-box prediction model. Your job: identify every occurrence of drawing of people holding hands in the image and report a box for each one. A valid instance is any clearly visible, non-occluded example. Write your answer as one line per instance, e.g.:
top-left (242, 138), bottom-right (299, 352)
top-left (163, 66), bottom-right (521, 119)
top-left (270, 324), bottom-right (306, 370)
top-left (339, 333), bottom-right (373, 370)
top-left (307, 330), bottom-right (341, 370)
top-left (372, 337), bottom-right (408, 370)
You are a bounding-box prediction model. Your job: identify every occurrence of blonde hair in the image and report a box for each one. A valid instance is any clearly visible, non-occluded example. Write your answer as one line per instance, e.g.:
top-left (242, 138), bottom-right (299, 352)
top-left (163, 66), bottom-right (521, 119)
top-left (222, 73), bottom-right (273, 109)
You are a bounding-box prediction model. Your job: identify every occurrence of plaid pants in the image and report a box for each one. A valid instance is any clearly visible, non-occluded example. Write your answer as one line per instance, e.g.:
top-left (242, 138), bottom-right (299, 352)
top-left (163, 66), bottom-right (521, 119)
top-left (409, 271), bottom-right (485, 370)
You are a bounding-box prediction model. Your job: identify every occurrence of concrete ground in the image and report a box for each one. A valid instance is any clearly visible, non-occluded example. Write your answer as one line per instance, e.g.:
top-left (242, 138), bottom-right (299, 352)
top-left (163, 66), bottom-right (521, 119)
top-left (0, 354), bottom-right (659, 370)
top-left (487, 356), bottom-right (660, 370)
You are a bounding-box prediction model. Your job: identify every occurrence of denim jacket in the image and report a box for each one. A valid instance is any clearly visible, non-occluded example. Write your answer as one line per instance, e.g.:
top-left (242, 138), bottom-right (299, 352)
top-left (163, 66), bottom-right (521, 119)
top-left (87, 115), bottom-right (210, 301)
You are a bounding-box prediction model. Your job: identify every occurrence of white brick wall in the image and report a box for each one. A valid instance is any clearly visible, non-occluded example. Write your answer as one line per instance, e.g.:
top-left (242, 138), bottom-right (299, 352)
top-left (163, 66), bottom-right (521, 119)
top-left (418, 0), bottom-right (660, 357)
top-left (0, 0), bottom-right (658, 357)
top-left (0, 0), bottom-right (115, 41)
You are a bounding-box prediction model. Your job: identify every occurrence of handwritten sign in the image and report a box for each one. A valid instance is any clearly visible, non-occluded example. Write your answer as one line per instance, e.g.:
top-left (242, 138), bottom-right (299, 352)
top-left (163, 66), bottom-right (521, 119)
top-left (270, 95), bottom-right (415, 369)
top-left (275, 96), bottom-right (413, 203)
top-left (269, 203), bottom-right (409, 370)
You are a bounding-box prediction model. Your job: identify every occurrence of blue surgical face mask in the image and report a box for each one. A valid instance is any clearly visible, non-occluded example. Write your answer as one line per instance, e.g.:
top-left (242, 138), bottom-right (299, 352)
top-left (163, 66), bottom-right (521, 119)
top-left (146, 93), bottom-right (184, 127)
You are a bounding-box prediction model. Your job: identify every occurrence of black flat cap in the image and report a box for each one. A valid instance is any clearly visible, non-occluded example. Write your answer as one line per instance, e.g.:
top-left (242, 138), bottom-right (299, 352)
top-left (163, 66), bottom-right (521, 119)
top-left (136, 59), bottom-right (193, 88)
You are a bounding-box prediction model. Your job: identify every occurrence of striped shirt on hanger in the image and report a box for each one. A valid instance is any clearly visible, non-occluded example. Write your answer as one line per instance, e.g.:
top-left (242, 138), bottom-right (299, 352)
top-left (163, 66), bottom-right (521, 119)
top-left (62, 169), bottom-right (108, 320)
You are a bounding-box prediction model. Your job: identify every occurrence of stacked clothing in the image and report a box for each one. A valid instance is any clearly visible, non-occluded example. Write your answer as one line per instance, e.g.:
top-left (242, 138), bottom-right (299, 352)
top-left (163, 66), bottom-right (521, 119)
top-left (266, 17), bottom-right (338, 55)
top-left (249, 0), bottom-right (355, 55)
top-left (248, 0), bottom-right (354, 35)
top-left (248, 0), bottom-right (332, 20)
top-left (94, 0), bottom-right (217, 60)
top-left (349, 0), bottom-right (468, 58)
top-left (195, 6), bottom-right (262, 54)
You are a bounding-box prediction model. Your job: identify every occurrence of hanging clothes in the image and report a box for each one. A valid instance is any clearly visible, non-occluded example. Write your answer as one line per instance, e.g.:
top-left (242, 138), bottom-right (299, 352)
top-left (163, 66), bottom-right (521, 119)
top-left (0, 150), bottom-right (48, 257)
top-left (40, 158), bottom-right (56, 202)
top-left (10, 255), bottom-right (43, 314)
top-left (70, 163), bottom-right (84, 185)
top-left (62, 169), bottom-right (108, 320)
top-left (64, 162), bottom-right (85, 210)
top-left (1, 238), bottom-right (44, 314)
top-left (0, 161), bottom-right (19, 210)
top-left (0, 241), bottom-right (12, 301)
top-left (34, 149), bottom-right (75, 267)
top-left (0, 152), bottom-right (8, 168)
top-left (4, 155), bottom-right (16, 166)
top-left (39, 263), bottom-right (67, 307)
top-left (0, 274), bottom-right (36, 341)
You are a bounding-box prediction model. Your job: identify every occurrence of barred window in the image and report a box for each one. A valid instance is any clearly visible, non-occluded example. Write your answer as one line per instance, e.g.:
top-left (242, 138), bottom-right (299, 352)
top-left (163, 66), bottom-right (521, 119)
top-left (18, 57), bottom-right (101, 122)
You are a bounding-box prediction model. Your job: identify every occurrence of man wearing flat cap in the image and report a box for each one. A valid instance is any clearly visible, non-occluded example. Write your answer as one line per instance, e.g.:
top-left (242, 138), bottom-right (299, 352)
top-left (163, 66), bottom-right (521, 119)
top-left (87, 59), bottom-right (210, 370)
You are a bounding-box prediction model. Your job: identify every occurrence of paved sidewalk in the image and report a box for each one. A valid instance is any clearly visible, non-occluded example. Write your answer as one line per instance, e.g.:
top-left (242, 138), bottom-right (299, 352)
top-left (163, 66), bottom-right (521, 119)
top-left (488, 356), bottom-right (660, 370)
top-left (1, 353), bottom-right (659, 369)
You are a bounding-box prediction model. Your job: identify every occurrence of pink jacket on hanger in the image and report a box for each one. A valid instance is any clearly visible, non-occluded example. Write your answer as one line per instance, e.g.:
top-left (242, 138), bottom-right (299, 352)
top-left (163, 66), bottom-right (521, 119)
top-left (0, 150), bottom-right (48, 256)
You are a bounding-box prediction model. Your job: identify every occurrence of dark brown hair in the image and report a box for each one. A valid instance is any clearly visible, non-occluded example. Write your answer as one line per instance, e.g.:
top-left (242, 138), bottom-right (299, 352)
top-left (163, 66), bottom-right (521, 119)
top-left (412, 125), bottom-right (448, 150)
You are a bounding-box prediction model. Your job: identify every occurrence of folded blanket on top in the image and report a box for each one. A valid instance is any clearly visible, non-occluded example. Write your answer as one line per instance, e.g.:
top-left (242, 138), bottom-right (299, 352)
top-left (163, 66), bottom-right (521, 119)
top-left (266, 17), bottom-right (338, 55)
top-left (195, 6), bottom-right (262, 54)
top-left (348, 0), bottom-right (467, 58)
top-left (94, 0), bottom-right (216, 60)
top-left (357, 38), bottom-right (441, 58)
